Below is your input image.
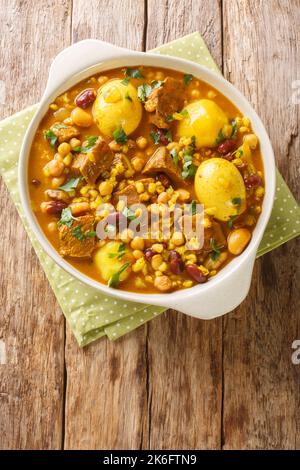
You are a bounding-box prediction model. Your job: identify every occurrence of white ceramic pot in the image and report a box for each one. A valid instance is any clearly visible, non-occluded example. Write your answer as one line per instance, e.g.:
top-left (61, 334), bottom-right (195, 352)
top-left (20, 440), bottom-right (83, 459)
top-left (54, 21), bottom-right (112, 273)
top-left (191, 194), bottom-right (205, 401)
top-left (18, 40), bottom-right (276, 319)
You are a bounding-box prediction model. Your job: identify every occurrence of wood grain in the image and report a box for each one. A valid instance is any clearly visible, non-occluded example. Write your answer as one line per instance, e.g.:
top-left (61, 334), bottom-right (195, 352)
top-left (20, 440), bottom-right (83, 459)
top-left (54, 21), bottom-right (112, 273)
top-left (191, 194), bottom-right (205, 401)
top-left (64, 0), bottom-right (148, 450)
top-left (0, 0), bottom-right (72, 449)
top-left (0, 0), bottom-right (299, 450)
top-left (222, 0), bottom-right (300, 449)
top-left (145, 0), bottom-right (223, 450)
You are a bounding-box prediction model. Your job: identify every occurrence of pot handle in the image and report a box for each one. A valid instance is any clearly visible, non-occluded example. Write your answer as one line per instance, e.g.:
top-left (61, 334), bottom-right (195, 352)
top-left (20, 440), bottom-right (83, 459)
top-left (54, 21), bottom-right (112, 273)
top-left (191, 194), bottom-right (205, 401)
top-left (43, 40), bottom-right (131, 98)
top-left (163, 251), bottom-right (257, 319)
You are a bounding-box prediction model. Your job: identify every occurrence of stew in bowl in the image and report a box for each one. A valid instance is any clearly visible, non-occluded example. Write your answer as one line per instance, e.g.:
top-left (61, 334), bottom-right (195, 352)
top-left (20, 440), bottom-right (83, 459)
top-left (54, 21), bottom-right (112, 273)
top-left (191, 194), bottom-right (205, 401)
top-left (28, 66), bottom-right (265, 294)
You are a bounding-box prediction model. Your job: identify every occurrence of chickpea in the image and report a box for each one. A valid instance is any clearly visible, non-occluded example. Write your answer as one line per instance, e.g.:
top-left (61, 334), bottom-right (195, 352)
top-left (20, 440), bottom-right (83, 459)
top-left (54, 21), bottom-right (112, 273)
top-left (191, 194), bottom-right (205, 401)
top-left (205, 251), bottom-right (228, 270)
top-left (227, 228), bottom-right (251, 255)
top-left (98, 75), bottom-right (108, 85)
top-left (171, 231), bottom-right (185, 246)
top-left (99, 181), bottom-right (114, 196)
top-left (190, 89), bottom-right (200, 99)
top-left (63, 153), bottom-right (73, 166)
top-left (154, 275), bottom-right (172, 292)
top-left (47, 221), bottom-right (57, 233)
top-left (135, 181), bottom-right (145, 194)
top-left (69, 138), bottom-right (81, 149)
top-left (139, 192), bottom-right (150, 202)
top-left (43, 159), bottom-right (65, 177)
top-left (58, 142), bottom-right (71, 157)
top-left (70, 202), bottom-right (91, 215)
top-left (109, 140), bottom-right (122, 152)
top-left (51, 176), bottom-right (65, 188)
top-left (152, 243), bottom-right (164, 253)
top-left (176, 188), bottom-right (191, 202)
top-left (120, 228), bottom-right (134, 243)
top-left (207, 90), bottom-right (217, 99)
top-left (243, 133), bottom-right (258, 149)
top-left (157, 191), bottom-right (170, 204)
top-left (130, 237), bottom-right (145, 251)
top-left (133, 250), bottom-right (144, 259)
top-left (151, 254), bottom-right (163, 271)
top-left (131, 157), bottom-right (145, 172)
top-left (136, 136), bottom-right (148, 149)
top-left (71, 107), bottom-right (93, 127)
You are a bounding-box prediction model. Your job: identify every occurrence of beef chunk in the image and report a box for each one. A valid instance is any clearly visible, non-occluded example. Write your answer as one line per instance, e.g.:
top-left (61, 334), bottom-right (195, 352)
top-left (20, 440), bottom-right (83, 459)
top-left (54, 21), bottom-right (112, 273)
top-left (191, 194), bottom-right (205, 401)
top-left (71, 137), bottom-right (113, 184)
top-left (145, 77), bottom-right (184, 129)
top-left (51, 123), bottom-right (80, 143)
top-left (58, 214), bottom-right (96, 258)
top-left (113, 178), bottom-right (155, 206)
top-left (142, 147), bottom-right (186, 186)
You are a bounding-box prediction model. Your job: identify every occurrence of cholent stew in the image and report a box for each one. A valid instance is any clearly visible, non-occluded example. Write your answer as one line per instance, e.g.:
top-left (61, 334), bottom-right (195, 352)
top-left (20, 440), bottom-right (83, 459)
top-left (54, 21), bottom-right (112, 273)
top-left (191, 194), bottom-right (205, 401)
top-left (28, 66), bottom-right (264, 293)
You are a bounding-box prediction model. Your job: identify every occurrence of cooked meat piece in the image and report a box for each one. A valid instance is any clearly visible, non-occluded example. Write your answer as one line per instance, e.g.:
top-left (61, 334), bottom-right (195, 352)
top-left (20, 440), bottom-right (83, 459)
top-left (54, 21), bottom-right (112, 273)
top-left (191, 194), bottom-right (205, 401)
top-left (142, 146), bottom-right (186, 186)
top-left (203, 221), bottom-right (227, 252)
top-left (113, 178), bottom-right (155, 206)
top-left (51, 123), bottom-right (80, 143)
top-left (71, 137), bottom-right (113, 184)
top-left (145, 77), bottom-right (184, 129)
top-left (58, 214), bottom-right (96, 258)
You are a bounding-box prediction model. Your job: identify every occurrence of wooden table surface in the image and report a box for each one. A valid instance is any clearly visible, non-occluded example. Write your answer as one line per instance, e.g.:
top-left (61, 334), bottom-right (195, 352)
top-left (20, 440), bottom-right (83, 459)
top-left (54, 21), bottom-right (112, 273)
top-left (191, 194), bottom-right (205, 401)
top-left (0, 0), bottom-right (299, 450)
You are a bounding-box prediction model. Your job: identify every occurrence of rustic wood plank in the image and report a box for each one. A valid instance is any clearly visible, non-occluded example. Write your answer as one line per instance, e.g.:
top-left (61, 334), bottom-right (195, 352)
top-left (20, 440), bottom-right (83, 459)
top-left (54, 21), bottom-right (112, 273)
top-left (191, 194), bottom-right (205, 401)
top-left (64, 0), bottom-right (148, 450)
top-left (0, 0), bottom-right (71, 449)
top-left (222, 0), bottom-right (300, 449)
top-left (144, 0), bottom-right (223, 450)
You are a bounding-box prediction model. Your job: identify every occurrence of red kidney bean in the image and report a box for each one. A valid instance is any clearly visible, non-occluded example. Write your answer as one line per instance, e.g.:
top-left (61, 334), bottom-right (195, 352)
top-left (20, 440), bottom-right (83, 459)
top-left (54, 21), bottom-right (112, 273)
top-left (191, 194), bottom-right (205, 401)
top-left (44, 201), bottom-right (67, 215)
top-left (155, 173), bottom-right (171, 188)
top-left (169, 251), bottom-right (184, 274)
top-left (31, 178), bottom-right (41, 186)
top-left (74, 88), bottom-right (96, 108)
top-left (186, 264), bottom-right (208, 283)
top-left (144, 249), bottom-right (155, 261)
top-left (217, 139), bottom-right (236, 155)
top-left (244, 174), bottom-right (262, 189)
top-left (157, 129), bottom-right (169, 146)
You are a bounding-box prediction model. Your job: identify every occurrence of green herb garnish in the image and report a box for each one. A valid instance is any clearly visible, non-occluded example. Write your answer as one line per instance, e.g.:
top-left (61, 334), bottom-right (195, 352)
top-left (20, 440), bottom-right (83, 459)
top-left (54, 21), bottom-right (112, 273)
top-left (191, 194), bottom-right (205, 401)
top-left (58, 207), bottom-right (74, 228)
top-left (113, 127), bottom-right (127, 144)
top-left (123, 67), bottom-right (144, 81)
top-left (170, 148), bottom-right (179, 166)
top-left (59, 177), bottom-right (82, 192)
top-left (231, 119), bottom-right (238, 139)
top-left (150, 130), bottom-right (160, 145)
top-left (108, 243), bottom-right (126, 260)
top-left (85, 230), bottom-right (97, 238)
top-left (121, 77), bottom-right (130, 86)
top-left (190, 200), bottom-right (197, 215)
top-left (165, 130), bottom-right (172, 143)
top-left (232, 197), bottom-right (242, 208)
top-left (151, 80), bottom-right (163, 89)
top-left (216, 129), bottom-right (225, 145)
top-left (181, 154), bottom-right (197, 179)
top-left (180, 109), bottom-right (189, 118)
top-left (137, 83), bottom-right (152, 102)
top-left (210, 238), bottom-right (221, 261)
top-left (73, 135), bottom-right (98, 153)
top-left (183, 74), bottom-right (193, 85)
top-left (227, 215), bottom-right (238, 228)
top-left (108, 262), bottom-right (131, 288)
top-left (72, 225), bottom-right (86, 241)
top-left (44, 129), bottom-right (58, 148)
top-left (125, 91), bottom-right (132, 101)
top-left (123, 207), bottom-right (137, 221)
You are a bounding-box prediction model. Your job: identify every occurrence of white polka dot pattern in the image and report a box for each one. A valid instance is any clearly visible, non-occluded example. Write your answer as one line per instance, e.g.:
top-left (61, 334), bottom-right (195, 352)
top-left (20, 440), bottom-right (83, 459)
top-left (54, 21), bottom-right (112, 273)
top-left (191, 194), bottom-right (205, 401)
top-left (0, 32), bottom-right (299, 346)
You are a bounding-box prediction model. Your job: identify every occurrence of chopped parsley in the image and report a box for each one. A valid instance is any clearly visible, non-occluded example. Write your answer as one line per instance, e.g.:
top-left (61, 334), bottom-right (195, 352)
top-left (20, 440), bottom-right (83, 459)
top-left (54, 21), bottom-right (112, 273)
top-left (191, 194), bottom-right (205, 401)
top-left (59, 177), bottom-right (82, 192)
top-left (216, 129), bottom-right (226, 145)
top-left (231, 119), bottom-right (238, 139)
top-left (190, 200), bottom-right (197, 215)
top-left (72, 225), bottom-right (86, 241)
top-left (180, 109), bottom-right (189, 118)
top-left (73, 135), bottom-right (98, 153)
top-left (123, 207), bottom-right (137, 221)
top-left (227, 215), bottom-right (238, 228)
top-left (181, 153), bottom-right (197, 179)
top-left (108, 262), bottom-right (131, 288)
top-left (183, 74), bottom-right (193, 85)
top-left (58, 208), bottom-right (74, 228)
top-left (165, 130), bottom-right (172, 143)
top-left (44, 129), bottom-right (58, 148)
top-left (151, 80), bottom-right (163, 89)
top-left (232, 197), bottom-right (242, 208)
top-left (150, 130), bottom-right (160, 145)
top-left (122, 68), bottom-right (144, 85)
top-left (113, 127), bottom-right (127, 144)
top-left (137, 83), bottom-right (152, 102)
top-left (108, 243), bottom-right (126, 260)
top-left (170, 148), bottom-right (179, 166)
top-left (210, 238), bottom-right (221, 261)
top-left (125, 91), bottom-right (132, 101)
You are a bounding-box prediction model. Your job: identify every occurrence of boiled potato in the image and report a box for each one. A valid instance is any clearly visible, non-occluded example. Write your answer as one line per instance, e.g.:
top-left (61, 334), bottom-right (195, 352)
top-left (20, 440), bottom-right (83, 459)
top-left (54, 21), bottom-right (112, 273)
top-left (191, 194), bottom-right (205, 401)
top-left (93, 79), bottom-right (142, 137)
top-left (177, 99), bottom-right (228, 148)
top-left (94, 241), bottom-right (131, 282)
top-left (194, 158), bottom-right (246, 221)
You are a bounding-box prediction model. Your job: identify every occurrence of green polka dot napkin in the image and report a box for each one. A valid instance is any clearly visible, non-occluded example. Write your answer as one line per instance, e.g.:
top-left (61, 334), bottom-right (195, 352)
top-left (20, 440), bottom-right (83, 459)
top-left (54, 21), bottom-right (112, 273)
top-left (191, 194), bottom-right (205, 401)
top-left (0, 32), bottom-right (299, 346)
